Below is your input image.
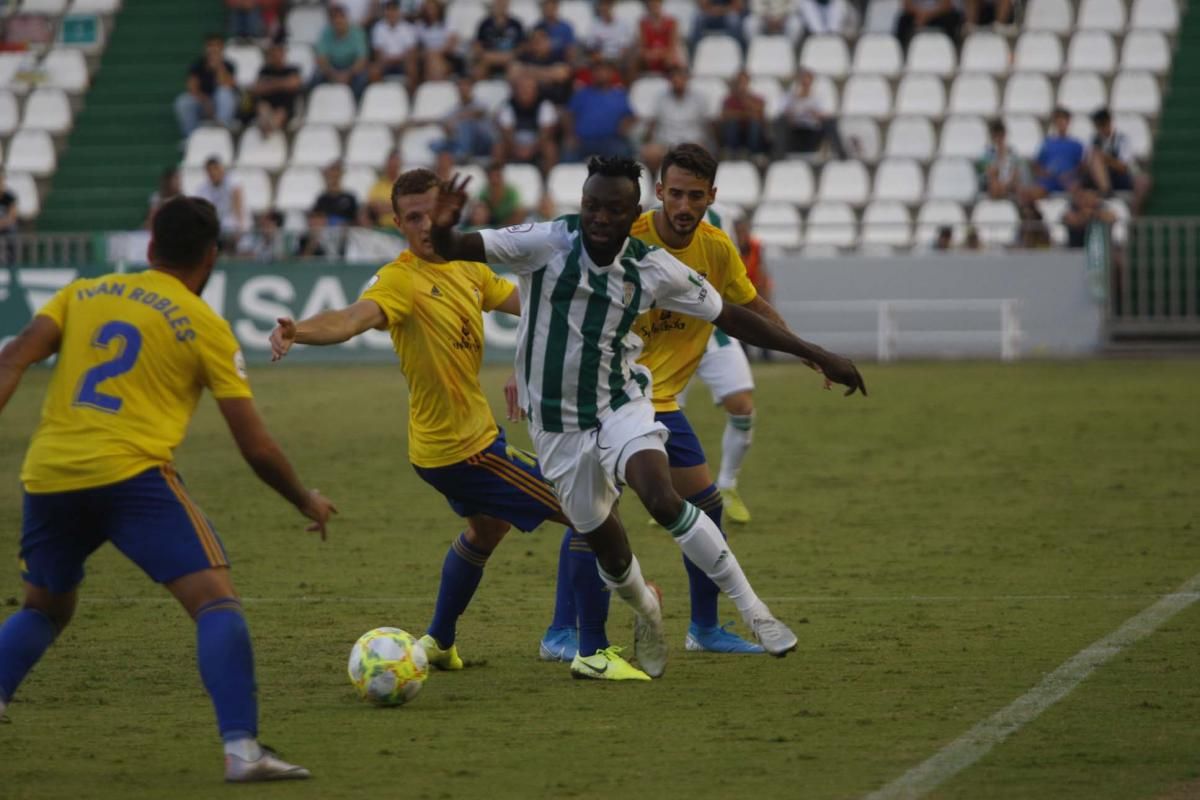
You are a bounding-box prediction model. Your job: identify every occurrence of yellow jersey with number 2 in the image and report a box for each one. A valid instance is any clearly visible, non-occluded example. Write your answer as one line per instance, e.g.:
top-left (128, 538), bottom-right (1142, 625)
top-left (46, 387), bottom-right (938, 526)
top-left (631, 210), bottom-right (757, 412)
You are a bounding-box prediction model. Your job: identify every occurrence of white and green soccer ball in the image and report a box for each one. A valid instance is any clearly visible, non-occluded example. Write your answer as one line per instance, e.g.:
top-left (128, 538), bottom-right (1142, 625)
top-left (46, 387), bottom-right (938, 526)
top-left (347, 627), bottom-right (429, 706)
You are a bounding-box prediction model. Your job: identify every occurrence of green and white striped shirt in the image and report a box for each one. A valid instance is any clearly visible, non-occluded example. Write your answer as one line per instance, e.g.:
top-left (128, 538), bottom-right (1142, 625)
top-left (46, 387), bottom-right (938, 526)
top-left (480, 216), bottom-right (724, 433)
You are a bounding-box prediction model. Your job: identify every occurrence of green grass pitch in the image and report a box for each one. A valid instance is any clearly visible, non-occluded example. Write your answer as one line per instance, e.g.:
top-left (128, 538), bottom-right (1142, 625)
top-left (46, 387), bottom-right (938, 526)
top-left (1, 361), bottom-right (1198, 799)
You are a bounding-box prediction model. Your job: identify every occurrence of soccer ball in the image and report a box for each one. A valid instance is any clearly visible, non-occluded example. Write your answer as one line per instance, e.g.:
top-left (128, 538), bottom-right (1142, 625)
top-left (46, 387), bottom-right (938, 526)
top-left (347, 627), bottom-right (429, 706)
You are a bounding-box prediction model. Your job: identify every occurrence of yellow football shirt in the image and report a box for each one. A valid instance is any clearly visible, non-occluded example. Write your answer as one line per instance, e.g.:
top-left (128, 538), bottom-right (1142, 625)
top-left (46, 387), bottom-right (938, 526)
top-left (631, 210), bottom-right (757, 412)
top-left (21, 270), bottom-right (252, 493)
top-left (360, 250), bottom-right (516, 468)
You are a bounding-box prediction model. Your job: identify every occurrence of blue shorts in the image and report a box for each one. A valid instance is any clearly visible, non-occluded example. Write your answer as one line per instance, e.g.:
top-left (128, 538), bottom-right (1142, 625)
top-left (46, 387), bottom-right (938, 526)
top-left (656, 410), bottom-right (707, 469)
top-left (413, 431), bottom-right (561, 532)
top-left (20, 465), bottom-right (229, 594)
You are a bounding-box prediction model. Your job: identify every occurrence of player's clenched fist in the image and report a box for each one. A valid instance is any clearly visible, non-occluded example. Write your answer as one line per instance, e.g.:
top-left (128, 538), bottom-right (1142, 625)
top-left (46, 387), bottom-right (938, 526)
top-left (269, 317), bottom-right (297, 361)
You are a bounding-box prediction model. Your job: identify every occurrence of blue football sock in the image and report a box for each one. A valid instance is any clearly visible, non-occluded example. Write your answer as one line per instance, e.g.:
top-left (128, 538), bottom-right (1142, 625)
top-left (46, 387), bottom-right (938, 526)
top-left (682, 485), bottom-right (725, 629)
top-left (548, 528), bottom-right (577, 631)
top-left (568, 531), bottom-right (610, 656)
top-left (195, 598), bottom-right (258, 741)
top-left (427, 533), bottom-right (489, 648)
top-left (0, 607), bottom-right (59, 704)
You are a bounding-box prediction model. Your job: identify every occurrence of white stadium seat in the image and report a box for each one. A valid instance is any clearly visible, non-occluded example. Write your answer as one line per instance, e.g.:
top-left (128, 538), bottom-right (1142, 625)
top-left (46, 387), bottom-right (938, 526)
top-left (1013, 32), bottom-right (1064, 74)
top-left (504, 163), bottom-right (544, 207)
top-left (559, 0), bottom-right (595, 38)
top-left (1066, 113), bottom-right (1096, 147)
top-left (21, 87), bottom-right (72, 134)
top-left (231, 167), bottom-right (273, 214)
top-left (1005, 115), bottom-right (1044, 158)
top-left (863, 0), bottom-right (901, 34)
top-left (800, 35), bottom-right (850, 78)
top-left (548, 163), bottom-right (588, 211)
top-left (1111, 71), bottom-right (1161, 117)
top-left (629, 76), bottom-right (669, 118)
top-left (1106, 196), bottom-right (1131, 244)
top-left (916, 199), bottom-right (967, 246)
top-left (816, 160), bottom-right (870, 206)
top-left (1115, 113), bottom-right (1152, 160)
top-left (1037, 196), bottom-right (1070, 245)
top-left (0, 54), bottom-right (33, 94)
top-left (960, 32), bottom-right (1009, 75)
top-left (749, 76), bottom-right (786, 117)
top-left (810, 74), bottom-right (840, 115)
top-left (1057, 72), bottom-right (1107, 115)
top-left (762, 160), bottom-right (816, 206)
top-left (713, 160), bottom-right (761, 207)
top-left (399, 124), bottom-right (444, 167)
top-left (20, 0), bottom-right (67, 13)
top-left (1131, 0), bottom-right (1179, 31)
top-left (612, 0), bottom-right (645, 26)
top-left (181, 167), bottom-right (206, 196)
top-left (508, 0), bottom-right (540, 28)
top-left (0, 91), bottom-right (17, 136)
top-left (1077, 0), bottom-right (1126, 31)
top-left (474, 79), bottom-right (512, 114)
top-left (1003, 72), bottom-right (1054, 117)
top-left (840, 116), bottom-right (882, 162)
top-left (861, 200), bottom-right (913, 248)
top-left (1121, 31), bottom-right (1170, 74)
top-left (411, 80), bottom-right (459, 123)
top-left (447, 1), bottom-right (487, 41)
top-left (971, 199), bottom-right (1020, 246)
top-left (358, 82), bottom-right (410, 127)
top-left (345, 124), bottom-right (394, 169)
top-left (748, 35), bottom-right (796, 79)
top-left (6, 130), bottom-right (56, 176)
top-left (42, 49), bottom-right (89, 93)
top-left (692, 36), bottom-right (743, 79)
top-left (184, 127), bottom-right (234, 168)
top-left (805, 202), bottom-right (857, 248)
top-left (237, 127), bottom-right (288, 172)
top-left (1067, 31), bottom-right (1116, 75)
top-left (342, 165), bottom-right (377, 204)
top-left (290, 125), bottom-right (342, 168)
top-left (948, 73), bottom-right (999, 116)
top-left (6, 171), bottom-right (40, 219)
top-left (306, 83), bottom-right (357, 129)
top-left (906, 32), bottom-right (956, 76)
top-left (225, 44), bottom-right (264, 90)
top-left (841, 74), bottom-right (891, 119)
top-left (664, 0), bottom-right (698, 34)
top-left (939, 116), bottom-right (988, 159)
top-left (927, 158), bottom-right (978, 203)
top-left (1024, 0), bottom-right (1074, 33)
top-left (852, 34), bottom-right (903, 77)
top-left (68, 0), bottom-right (121, 12)
top-left (275, 166), bottom-right (324, 212)
top-left (873, 158), bottom-right (924, 205)
top-left (690, 76), bottom-right (731, 118)
top-left (751, 202), bottom-right (803, 248)
top-left (286, 43), bottom-right (316, 83)
top-left (884, 115), bottom-right (936, 162)
top-left (286, 6), bottom-right (328, 45)
top-left (895, 74), bottom-right (946, 118)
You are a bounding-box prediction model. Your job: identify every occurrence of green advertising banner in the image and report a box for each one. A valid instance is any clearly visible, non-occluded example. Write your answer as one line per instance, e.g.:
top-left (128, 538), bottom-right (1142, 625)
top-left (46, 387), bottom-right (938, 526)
top-left (0, 263), bottom-right (521, 365)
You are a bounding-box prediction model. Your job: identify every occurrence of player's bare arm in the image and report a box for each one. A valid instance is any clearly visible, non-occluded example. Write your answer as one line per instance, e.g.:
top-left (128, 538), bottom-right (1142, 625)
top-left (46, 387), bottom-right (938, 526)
top-left (0, 316), bottom-right (61, 413)
top-left (740, 294), bottom-right (788, 329)
top-left (429, 174), bottom-right (488, 263)
top-left (217, 397), bottom-right (338, 537)
top-left (270, 300), bottom-right (388, 361)
top-left (714, 303), bottom-right (867, 396)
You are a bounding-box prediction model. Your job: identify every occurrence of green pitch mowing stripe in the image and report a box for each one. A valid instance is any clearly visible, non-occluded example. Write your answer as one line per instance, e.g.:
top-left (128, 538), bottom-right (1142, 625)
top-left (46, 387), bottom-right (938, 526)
top-left (863, 572), bottom-right (1200, 800)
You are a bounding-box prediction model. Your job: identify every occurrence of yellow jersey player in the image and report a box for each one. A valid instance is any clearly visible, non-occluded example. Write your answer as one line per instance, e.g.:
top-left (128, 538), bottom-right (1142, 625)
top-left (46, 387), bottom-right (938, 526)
top-left (0, 197), bottom-right (335, 782)
top-left (269, 168), bottom-right (650, 682)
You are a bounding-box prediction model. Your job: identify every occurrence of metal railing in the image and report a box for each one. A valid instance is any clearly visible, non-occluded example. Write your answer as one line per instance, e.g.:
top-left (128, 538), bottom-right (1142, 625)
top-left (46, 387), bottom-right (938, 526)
top-left (1111, 218), bottom-right (1200, 338)
top-left (0, 233), bottom-right (98, 268)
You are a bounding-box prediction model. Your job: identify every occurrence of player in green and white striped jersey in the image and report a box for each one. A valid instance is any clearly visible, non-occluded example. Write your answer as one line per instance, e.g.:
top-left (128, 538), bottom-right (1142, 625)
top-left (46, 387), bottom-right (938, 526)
top-left (431, 157), bottom-right (866, 676)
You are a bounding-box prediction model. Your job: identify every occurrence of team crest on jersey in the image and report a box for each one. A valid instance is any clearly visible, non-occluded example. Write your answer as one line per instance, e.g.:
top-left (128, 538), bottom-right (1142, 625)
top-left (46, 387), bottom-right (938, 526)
top-left (505, 223), bottom-right (535, 233)
top-left (233, 350), bottom-right (247, 379)
top-left (622, 281), bottom-right (636, 307)
top-left (431, 284), bottom-right (443, 297)
top-left (365, 274), bottom-right (380, 289)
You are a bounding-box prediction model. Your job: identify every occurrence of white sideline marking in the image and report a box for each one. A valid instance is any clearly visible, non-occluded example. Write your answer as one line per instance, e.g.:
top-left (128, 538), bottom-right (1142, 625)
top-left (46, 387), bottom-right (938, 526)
top-left (863, 572), bottom-right (1200, 800)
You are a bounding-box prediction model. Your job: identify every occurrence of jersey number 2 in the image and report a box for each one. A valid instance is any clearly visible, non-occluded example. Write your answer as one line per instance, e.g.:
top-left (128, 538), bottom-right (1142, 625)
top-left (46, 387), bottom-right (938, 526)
top-left (73, 321), bottom-right (143, 413)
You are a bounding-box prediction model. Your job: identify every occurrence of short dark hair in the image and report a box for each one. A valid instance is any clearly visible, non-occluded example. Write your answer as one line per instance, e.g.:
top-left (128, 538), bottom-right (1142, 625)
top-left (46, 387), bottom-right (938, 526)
top-left (988, 119), bottom-right (1005, 135)
top-left (151, 196), bottom-right (220, 269)
top-left (586, 156), bottom-right (642, 194)
top-left (1091, 107), bottom-right (1112, 125)
top-left (660, 142), bottom-right (718, 186)
top-left (1052, 106), bottom-right (1070, 119)
top-left (391, 167), bottom-right (441, 213)
top-left (204, 156), bottom-right (222, 169)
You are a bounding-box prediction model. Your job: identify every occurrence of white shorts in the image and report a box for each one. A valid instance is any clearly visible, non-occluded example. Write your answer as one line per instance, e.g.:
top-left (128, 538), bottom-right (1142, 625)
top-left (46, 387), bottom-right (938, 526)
top-left (531, 399), bottom-right (669, 533)
top-left (682, 331), bottom-right (756, 407)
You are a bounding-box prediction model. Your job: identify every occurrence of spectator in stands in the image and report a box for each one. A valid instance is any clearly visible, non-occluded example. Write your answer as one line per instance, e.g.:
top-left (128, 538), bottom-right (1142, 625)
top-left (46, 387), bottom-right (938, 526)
top-left (563, 59), bottom-right (635, 160)
top-left (963, 226), bottom-right (982, 250)
top-left (474, 0), bottom-right (525, 79)
top-left (369, 151), bottom-right (404, 228)
top-left (477, 162), bottom-right (528, 226)
top-left (895, 0), bottom-right (963, 51)
top-left (194, 158), bottom-right (245, 251)
top-left (965, 0), bottom-right (1013, 28)
top-left (1017, 203), bottom-right (1052, 248)
top-left (251, 42), bottom-right (302, 134)
top-left (495, 72), bottom-right (559, 171)
top-left (934, 225), bottom-right (953, 250)
top-left (227, 0), bottom-right (265, 39)
top-left (370, 0), bottom-right (419, 89)
top-left (239, 210), bottom-right (288, 262)
top-left (774, 69), bottom-right (845, 159)
top-left (978, 119), bottom-right (1030, 201)
top-left (0, 169), bottom-right (18, 260)
top-left (691, 0), bottom-right (747, 51)
top-left (313, 161), bottom-right (363, 227)
top-left (797, 0), bottom-right (856, 35)
top-left (174, 34), bottom-right (238, 137)
top-left (535, 0), bottom-right (577, 62)
top-left (432, 77), bottom-right (496, 165)
top-left (1063, 186), bottom-right (1116, 248)
top-left (315, 3), bottom-right (371, 98)
top-left (638, 0), bottom-right (684, 75)
top-left (415, 0), bottom-right (462, 80)
top-left (298, 210), bottom-right (334, 257)
top-left (642, 66), bottom-right (713, 172)
top-left (719, 71), bottom-right (768, 159)
top-left (145, 166), bottom-right (182, 227)
top-left (516, 28), bottom-right (574, 105)
top-left (1024, 107), bottom-right (1085, 203)
top-left (588, 0), bottom-right (638, 73)
top-left (1086, 108), bottom-right (1152, 215)
top-left (744, 0), bottom-right (802, 43)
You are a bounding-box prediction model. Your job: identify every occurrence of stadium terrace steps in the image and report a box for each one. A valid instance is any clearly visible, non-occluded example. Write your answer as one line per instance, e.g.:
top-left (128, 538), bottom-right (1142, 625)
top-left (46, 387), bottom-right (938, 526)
top-left (37, 0), bottom-right (224, 232)
top-left (1146, 7), bottom-right (1200, 216)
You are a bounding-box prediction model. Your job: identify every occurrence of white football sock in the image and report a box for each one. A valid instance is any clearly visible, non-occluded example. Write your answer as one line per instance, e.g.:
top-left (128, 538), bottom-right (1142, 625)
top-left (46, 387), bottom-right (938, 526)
top-left (717, 413), bottom-right (754, 490)
top-left (598, 555), bottom-right (659, 619)
top-left (224, 737), bottom-right (263, 761)
top-left (667, 502), bottom-right (768, 622)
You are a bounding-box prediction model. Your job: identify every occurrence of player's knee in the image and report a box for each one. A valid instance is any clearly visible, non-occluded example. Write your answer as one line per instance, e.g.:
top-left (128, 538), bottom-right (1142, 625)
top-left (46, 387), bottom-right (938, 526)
top-left (22, 592), bottom-right (75, 632)
top-left (639, 484), bottom-right (684, 527)
top-left (723, 391), bottom-right (754, 416)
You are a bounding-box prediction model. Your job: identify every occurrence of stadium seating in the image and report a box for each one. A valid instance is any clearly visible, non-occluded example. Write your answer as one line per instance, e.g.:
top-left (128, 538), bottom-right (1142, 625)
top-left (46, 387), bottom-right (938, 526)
top-left (748, 35), bottom-right (796, 79)
top-left (0, 92), bottom-right (19, 137)
top-left (290, 125), bottom-right (342, 168)
top-left (346, 124), bottom-right (395, 169)
top-left (751, 202), bottom-right (803, 248)
top-left (237, 127), bottom-right (289, 172)
top-left (874, 159), bottom-right (925, 205)
top-left (359, 82), bottom-right (410, 127)
top-left (306, 84), bottom-right (357, 129)
top-left (762, 160), bottom-right (816, 207)
top-left (852, 34), bottom-right (903, 76)
top-left (861, 200), bottom-right (914, 248)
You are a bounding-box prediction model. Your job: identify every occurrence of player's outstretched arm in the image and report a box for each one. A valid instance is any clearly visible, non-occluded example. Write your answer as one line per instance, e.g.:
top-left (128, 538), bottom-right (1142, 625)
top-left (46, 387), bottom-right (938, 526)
top-left (0, 316), bottom-right (61, 414)
top-left (216, 397), bottom-right (338, 538)
top-left (429, 174), bottom-right (487, 263)
top-left (714, 303), bottom-right (868, 397)
top-left (269, 300), bottom-right (387, 361)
